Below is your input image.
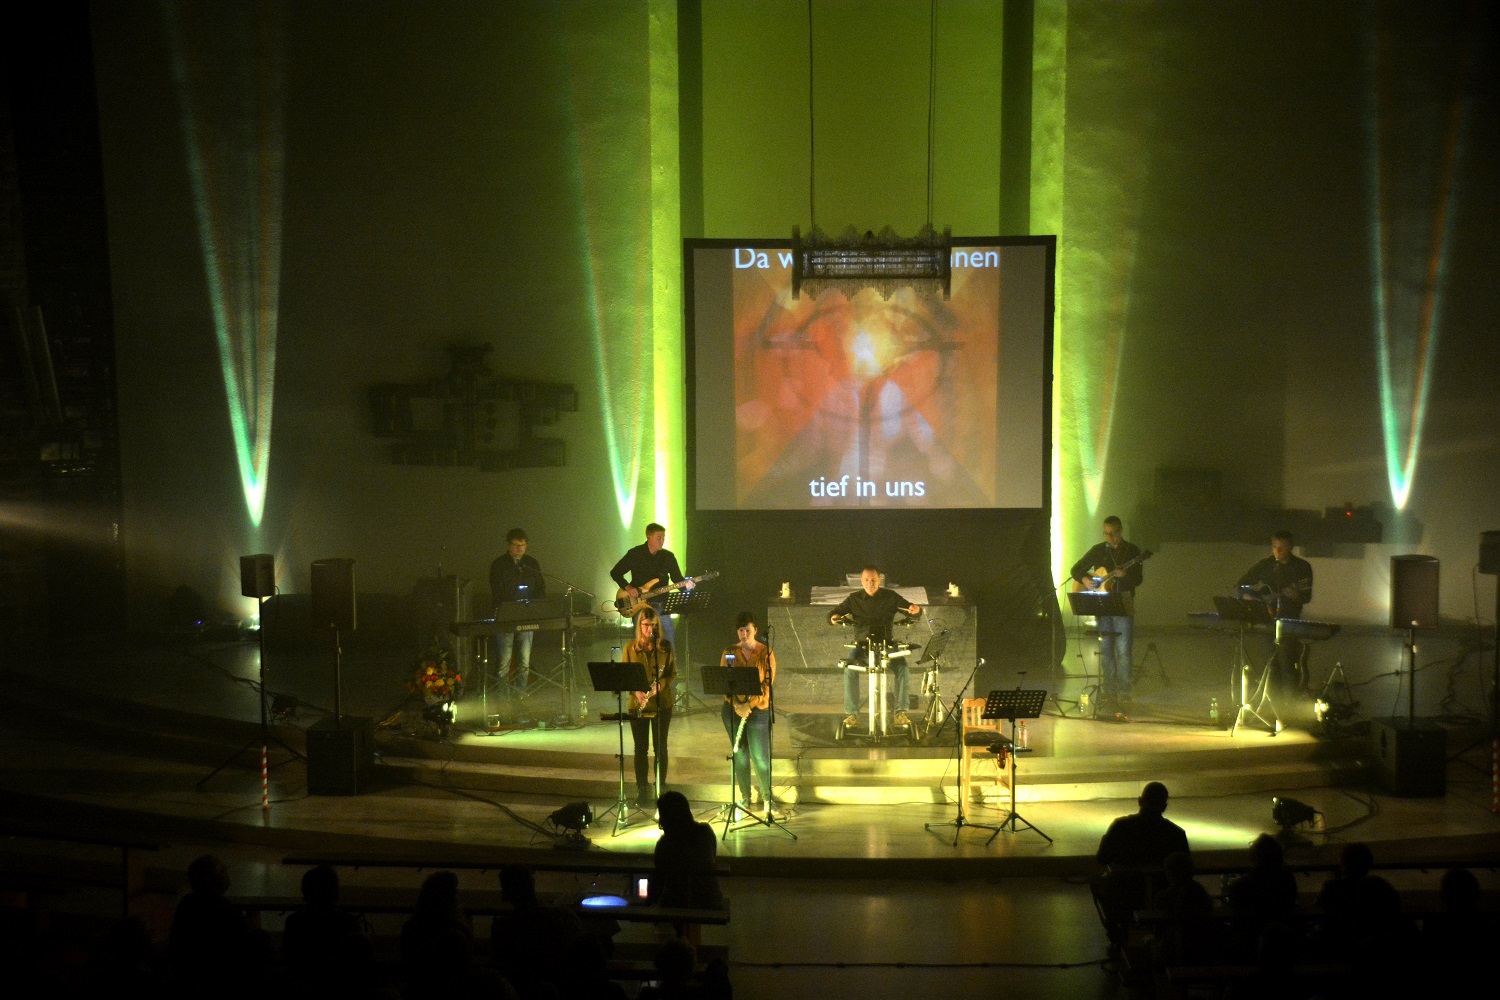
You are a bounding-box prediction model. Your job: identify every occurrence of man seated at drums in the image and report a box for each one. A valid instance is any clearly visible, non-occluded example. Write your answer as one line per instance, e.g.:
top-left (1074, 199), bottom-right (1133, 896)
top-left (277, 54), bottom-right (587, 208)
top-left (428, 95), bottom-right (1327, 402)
top-left (828, 566), bottom-right (922, 730)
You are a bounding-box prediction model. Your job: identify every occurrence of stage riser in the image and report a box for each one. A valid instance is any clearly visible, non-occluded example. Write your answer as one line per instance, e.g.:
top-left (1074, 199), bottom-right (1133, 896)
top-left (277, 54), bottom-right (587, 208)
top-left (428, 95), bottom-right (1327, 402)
top-left (374, 757), bottom-right (1362, 804)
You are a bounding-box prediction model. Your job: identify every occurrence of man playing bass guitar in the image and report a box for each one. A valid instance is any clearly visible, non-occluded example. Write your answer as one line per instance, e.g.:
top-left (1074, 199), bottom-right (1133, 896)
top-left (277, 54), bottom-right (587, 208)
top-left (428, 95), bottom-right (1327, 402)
top-left (610, 522), bottom-right (694, 647)
top-left (1070, 515), bottom-right (1147, 714)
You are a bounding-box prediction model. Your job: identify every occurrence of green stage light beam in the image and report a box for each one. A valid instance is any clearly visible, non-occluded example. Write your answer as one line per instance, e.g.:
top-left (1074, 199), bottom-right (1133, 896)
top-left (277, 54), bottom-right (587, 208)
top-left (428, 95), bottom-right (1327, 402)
top-left (558, 18), bottom-right (652, 533)
top-left (648, 0), bottom-right (686, 559)
top-left (1029, 1), bottom-right (1071, 580)
top-left (1366, 17), bottom-right (1470, 511)
top-left (162, 1), bottom-right (286, 527)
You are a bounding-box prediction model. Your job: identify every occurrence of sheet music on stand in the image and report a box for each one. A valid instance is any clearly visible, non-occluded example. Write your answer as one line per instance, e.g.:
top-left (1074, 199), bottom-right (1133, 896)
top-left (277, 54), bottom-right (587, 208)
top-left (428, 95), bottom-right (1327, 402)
top-left (982, 689), bottom-right (1046, 722)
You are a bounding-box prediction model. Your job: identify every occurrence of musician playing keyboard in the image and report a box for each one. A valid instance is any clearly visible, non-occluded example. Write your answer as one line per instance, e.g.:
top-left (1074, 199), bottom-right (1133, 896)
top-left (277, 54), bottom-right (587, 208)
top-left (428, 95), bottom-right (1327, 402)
top-left (610, 522), bottom-right (693, 647)
top-left (1070, 515), bottom-right (1146, 714)
top-left (721, 611), bottom-right (778, 816)
top-left (1238, 530), bottom-right (1314, 697)
top-left (489, 528), bottom-right (545, 700)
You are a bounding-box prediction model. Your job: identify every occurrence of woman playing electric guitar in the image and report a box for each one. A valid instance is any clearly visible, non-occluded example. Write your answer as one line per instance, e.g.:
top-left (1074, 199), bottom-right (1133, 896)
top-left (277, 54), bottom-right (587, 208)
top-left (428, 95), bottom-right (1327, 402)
top-left (720, 611), bottom-right (778, 816)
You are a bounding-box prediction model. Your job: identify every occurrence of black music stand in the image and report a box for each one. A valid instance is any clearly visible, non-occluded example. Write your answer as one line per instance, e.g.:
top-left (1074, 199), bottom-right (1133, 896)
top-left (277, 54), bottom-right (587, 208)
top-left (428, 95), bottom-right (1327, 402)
top-left (702, 666), bottom-right (796, 840)
top-left (659, 588), bottom-right (714, 716)
top-left (982, 688), bottom-right (1052, 843)
top-left (923, 660), bottom-right (1004, 844)
top-left (587, 660), bottom-right (651, 836)
top-left (915, 627), bottom-right (954, 740)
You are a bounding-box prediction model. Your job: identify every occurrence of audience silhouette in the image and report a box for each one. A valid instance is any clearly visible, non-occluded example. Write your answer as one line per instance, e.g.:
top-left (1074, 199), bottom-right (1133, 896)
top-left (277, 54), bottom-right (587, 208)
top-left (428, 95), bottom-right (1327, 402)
top-left (166, 853), bottom-right (269, 998)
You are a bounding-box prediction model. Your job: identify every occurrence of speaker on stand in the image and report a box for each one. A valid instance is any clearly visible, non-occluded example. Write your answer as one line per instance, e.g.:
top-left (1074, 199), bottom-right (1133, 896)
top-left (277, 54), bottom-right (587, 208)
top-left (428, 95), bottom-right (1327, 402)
top-left (308, 558), bottom-right (371, 795)
top-left (199, 555), bottom-right (305, 796)
top-left (311, 558), bottom-right (356, 718)
top-left (1371, 555), bottom-right (1444, 796)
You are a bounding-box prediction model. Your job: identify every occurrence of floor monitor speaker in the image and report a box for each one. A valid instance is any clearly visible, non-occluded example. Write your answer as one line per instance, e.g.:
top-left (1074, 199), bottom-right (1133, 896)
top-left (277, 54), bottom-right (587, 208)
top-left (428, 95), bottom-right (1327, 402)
top-left (1369, 717), bottom-right (1446, 797)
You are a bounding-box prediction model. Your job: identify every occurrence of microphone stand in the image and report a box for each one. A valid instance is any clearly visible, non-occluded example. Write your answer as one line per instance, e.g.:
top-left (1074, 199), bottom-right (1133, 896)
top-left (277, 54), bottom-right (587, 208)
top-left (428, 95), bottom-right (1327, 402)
top-left (924, 658), bottom-right (1002, 844)
top-left (742, 626), bottom-right (795, 838)
top-left (545, 574), bottom-right (595, 724)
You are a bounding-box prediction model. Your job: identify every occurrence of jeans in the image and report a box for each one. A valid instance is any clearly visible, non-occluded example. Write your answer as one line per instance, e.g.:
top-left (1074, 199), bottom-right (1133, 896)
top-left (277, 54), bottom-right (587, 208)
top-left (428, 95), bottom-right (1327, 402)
top-left (496, 629), bottom-right (534, 692)
top-left (721, 702), bottom-right (771, 803)
top-left (1098, 615), bottom-right (1133, 701)
top-left (842, 654), bottom-right (910, 716)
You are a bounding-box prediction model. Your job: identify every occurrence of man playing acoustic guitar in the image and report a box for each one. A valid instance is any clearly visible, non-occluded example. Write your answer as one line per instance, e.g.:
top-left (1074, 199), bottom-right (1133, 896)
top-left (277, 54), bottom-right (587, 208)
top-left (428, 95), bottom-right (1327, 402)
top-left (610, 522), bottom-right (694, 647)
top-left (1070, 515), bottom-right (1147, 715)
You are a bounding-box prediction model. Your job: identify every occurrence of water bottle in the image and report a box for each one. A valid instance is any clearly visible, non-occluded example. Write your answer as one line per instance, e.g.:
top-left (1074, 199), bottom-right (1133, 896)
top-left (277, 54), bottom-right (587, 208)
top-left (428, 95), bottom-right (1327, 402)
top-left (579, 693), bottom-right (588, 721)
top-left (1019, 720), bottom-right (1029, 750)
top-left (1080, 689), bottom-right (1090, 710)
top-left (1210, 697), bottom-right (1220, 727)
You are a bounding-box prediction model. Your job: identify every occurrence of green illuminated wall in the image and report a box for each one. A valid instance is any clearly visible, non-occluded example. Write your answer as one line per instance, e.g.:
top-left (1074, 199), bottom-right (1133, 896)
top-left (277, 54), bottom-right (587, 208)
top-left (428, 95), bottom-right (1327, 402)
top-left (89, 0), bottom-right (1497, 630)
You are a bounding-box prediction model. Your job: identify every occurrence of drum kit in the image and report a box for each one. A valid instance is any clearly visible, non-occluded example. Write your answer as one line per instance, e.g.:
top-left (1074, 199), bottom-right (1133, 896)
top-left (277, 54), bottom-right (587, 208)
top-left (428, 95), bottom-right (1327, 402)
top-left (833, 613), bottom-right (947, 743)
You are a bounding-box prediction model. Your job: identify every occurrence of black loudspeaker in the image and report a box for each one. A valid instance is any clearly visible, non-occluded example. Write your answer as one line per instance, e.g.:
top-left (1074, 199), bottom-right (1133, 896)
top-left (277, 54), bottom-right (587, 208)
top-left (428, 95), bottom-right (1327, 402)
top-left (311, 558), bottom-right (357, 631)
top-left (1481, 530), bottom-right (1500, 575)
top-left (1369, 717), bottom-right (1446, 796)
top-left (306, 716), bottom-right (374, 795)
top-left (1390, 555), bottom-right (1439, 630)
top-left (240, 554), bottom-right (276, 598)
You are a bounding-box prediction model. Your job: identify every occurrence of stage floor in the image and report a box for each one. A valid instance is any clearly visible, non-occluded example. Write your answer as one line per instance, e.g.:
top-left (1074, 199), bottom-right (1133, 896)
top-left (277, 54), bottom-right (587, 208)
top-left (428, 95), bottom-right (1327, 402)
top-left (3, 629), bottom-right (1495, 873)
top-left (5, 629), bottom-right (1498, 1000)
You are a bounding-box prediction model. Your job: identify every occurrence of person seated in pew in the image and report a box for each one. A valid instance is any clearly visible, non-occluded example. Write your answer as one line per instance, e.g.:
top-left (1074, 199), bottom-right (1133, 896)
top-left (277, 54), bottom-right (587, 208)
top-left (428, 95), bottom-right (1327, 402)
top-left (1093, 782), bottom-right (1191, 949)
top-left (1223, 833), bottom-right (1299, 957)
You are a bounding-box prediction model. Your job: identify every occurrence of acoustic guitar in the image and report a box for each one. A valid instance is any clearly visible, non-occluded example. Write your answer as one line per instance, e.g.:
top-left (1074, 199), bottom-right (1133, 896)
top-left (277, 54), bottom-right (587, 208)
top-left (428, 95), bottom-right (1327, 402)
top-left (609, 571), bottom-right (720, 618)
top-left (1070, 550), bottom-right (1153, 592)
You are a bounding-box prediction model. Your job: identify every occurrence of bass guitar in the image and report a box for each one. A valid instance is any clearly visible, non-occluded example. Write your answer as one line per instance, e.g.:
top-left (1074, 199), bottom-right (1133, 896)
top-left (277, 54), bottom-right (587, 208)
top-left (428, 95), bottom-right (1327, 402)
top-left (1070, 550), bottom-right (1153, 592)
top-left (609, 571), bottom-right (720, 618)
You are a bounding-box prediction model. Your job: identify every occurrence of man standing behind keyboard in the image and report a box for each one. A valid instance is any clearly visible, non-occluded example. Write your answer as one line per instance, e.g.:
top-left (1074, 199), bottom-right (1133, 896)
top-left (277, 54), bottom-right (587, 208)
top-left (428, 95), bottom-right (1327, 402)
top-left (490, 527), bottom-right (545, 698)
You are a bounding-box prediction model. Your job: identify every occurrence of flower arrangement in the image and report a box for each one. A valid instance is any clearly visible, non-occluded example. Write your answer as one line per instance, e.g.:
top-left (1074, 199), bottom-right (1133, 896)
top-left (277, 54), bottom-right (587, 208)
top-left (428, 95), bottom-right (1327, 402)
top-left (409, 648), bottom-right (463, 702)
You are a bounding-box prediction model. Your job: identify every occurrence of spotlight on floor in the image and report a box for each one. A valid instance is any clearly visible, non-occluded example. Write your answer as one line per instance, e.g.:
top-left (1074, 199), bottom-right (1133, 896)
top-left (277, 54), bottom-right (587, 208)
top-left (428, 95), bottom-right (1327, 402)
top-left (548, 801), bottom-right (594, 850)
top-left (1271, 795), bottom-right (1317, 831)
